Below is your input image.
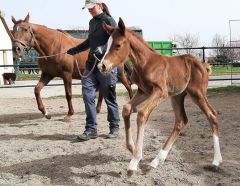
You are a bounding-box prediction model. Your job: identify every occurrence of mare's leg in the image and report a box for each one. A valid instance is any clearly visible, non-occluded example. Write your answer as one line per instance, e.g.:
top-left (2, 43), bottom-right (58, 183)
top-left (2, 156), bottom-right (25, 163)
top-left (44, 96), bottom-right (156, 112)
top-left (63, 72), bottom-right (74, 120)
top-left (150, 92), bottom-right (188, 168)
top-left (188, 88), bottom-right (222, 166)
top-left (117, 69), bottom-right (133, 99)
top-left (34, 73), bottom-right (54, 119)
top-left (96, 91), bottom-right (103, 113)
top-left (127, 89), bottom-right (164, 175)
top-left (122, 89), bottom-right (148, 156)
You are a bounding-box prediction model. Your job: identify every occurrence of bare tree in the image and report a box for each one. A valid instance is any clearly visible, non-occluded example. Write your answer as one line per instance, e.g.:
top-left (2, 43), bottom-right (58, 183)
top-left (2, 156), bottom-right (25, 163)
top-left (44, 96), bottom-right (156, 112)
top-left (211, 34), bottom-right (228, 56)
top-left (170, 33), bottom-right (201, 57)
top-left (211, 34), bottom-right (236, 66)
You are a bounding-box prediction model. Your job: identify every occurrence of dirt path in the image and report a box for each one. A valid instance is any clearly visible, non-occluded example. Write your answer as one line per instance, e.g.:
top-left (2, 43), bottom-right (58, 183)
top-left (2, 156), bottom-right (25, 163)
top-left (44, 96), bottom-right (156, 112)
top-left (0, 93), bottom-right (239, 185)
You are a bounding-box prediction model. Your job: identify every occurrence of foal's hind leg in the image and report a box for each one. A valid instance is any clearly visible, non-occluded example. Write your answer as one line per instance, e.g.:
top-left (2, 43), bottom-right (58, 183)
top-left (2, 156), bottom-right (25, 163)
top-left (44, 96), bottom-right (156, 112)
top-left (35, 73), bottom-right (54, 119)
top-left (188, 90), bottom-right (222, 166)
top-left (150, 93), bottom-right (188, 168)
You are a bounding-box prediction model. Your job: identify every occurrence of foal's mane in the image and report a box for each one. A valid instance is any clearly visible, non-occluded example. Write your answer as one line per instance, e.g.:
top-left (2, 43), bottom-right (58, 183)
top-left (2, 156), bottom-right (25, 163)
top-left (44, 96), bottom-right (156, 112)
top-left (127, 29), bottom-right (156, 53)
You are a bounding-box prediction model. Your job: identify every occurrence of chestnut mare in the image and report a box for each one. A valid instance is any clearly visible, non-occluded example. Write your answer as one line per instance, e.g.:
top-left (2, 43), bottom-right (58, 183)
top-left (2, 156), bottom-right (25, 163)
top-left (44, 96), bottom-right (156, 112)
top-left (11, 14), bottom-right (133, 120)
top-left (98, 18), bottom-right (222, 175)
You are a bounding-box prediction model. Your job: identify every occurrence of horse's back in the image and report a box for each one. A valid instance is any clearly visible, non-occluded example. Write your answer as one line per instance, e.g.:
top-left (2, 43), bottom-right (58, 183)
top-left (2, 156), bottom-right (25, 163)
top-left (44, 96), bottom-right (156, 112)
top-left (155, 54), bottom-right (209, 96)
top-left (171, 54), bottom-right (209, 93)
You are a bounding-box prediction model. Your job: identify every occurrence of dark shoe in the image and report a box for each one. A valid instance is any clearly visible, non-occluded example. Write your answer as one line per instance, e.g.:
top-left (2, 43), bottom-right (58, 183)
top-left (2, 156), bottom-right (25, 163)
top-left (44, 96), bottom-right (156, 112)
top-left (107, 128), bottom-right (119, 139)
top-left (77, 130), bottom-right (98, 141)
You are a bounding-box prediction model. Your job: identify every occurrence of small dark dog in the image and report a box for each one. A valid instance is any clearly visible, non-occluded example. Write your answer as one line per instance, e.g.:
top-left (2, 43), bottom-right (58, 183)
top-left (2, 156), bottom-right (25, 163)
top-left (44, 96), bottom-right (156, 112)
top-left (3, 73), bottom-right (16, 85)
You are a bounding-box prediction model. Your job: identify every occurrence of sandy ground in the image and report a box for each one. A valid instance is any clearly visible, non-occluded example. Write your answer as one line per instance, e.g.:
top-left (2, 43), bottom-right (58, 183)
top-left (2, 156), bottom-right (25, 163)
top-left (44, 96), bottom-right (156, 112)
top-left (0, 91), bottom-right (239, 186)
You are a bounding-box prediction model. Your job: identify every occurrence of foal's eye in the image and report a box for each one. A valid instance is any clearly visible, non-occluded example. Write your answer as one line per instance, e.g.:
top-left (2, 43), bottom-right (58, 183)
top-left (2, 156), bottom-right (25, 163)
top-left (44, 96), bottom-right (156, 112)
top-left (116, 44), bottom-right (121, 49)
top-left (23, 28), bottom-right (28, 32)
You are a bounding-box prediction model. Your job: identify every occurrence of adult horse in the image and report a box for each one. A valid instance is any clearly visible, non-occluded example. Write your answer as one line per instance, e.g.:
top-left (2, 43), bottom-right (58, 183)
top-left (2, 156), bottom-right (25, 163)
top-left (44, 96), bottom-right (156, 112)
top-left (11, 14), bottom-right (133, 120)
top-left (98, 18), bottom-right (222, 176)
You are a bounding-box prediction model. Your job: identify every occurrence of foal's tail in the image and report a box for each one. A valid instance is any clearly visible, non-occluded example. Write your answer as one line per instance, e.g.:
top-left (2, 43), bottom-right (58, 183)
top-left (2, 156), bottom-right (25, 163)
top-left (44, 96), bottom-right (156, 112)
top-left (205, 64), bottom-right (212, 75)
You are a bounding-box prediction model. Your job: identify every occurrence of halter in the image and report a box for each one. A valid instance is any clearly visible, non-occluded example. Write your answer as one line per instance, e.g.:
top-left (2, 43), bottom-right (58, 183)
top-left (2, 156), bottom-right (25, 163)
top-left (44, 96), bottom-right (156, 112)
top-left (13, 24), bottom-right (35, 54)
top-left (12, 23), bottom-right (52, 59)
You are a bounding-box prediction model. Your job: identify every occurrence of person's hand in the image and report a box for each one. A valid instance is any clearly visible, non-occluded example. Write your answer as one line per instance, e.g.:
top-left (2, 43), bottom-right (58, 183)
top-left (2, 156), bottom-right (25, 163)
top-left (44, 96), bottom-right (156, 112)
top-left (93, 45), bottom-right (107, 56)
top-left (67, 48), bottom-right (76, 55)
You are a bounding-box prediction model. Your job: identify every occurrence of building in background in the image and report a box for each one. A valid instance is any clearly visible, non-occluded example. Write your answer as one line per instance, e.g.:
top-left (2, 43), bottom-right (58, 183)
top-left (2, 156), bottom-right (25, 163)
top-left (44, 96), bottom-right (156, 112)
top-left (0, 12), bottom-right (15, 85)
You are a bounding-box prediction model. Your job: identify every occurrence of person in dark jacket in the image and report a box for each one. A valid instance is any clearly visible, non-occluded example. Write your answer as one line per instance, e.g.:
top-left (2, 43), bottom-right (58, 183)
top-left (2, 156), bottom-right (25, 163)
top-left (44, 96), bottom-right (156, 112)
top-left (67, 0), bottom-right (120, 141)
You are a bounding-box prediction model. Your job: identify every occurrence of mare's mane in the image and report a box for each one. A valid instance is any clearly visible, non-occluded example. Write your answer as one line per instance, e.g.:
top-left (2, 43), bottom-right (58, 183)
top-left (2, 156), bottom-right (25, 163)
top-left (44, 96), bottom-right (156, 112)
top-left (33, 24), bottom-right (75, 40)
top-left (15, 19), bottom-right (79, 41)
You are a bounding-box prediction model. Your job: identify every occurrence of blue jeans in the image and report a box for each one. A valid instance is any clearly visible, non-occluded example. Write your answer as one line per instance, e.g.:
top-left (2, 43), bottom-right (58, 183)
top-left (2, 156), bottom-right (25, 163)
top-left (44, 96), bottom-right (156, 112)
top-left (82, 67), bottom-right (120, 132)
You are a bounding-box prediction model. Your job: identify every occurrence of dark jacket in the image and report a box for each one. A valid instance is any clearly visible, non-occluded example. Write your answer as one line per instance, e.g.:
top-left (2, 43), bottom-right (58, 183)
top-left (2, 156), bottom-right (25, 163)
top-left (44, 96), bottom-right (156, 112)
top-left (70, 13), bottom-right (116, 65)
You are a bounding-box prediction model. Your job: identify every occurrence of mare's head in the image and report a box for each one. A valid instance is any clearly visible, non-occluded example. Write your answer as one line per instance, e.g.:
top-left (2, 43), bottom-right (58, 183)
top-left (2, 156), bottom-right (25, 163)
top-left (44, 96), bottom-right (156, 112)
top-left (11, 14), bottom-right (34, 58)
top-left (98, 18), bottom-right (130, 75)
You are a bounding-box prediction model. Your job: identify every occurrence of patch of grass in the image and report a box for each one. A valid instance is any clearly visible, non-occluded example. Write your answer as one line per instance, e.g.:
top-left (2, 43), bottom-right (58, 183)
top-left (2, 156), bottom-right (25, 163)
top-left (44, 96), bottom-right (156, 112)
top-left (47, 86), bottom-right (240, 99)
top-left (16, 73), bottom-right (40, 80)
top-left (208, 85), bottom-right (240, 94)
top-left (211, 66), bottom-right (240, 75)
top-left (48, 89), bottom-right (138, 99)
top-left (48, 94), bottom-right (82, 99)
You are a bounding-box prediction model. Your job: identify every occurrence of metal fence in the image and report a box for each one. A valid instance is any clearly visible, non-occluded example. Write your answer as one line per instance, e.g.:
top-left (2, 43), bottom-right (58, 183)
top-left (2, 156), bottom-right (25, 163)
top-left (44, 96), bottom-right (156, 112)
top-left (0, 46), bottom-right (240, 88)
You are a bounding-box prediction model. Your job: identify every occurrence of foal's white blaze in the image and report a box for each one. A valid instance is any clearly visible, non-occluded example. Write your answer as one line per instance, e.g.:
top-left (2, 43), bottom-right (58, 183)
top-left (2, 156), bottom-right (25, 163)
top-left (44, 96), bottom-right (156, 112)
top-left (212, 134), bottom-right (223, 166)
top-left (100, 36), bottom-right (113, 63)
top-left (150, 149), bottom-right (169, 168)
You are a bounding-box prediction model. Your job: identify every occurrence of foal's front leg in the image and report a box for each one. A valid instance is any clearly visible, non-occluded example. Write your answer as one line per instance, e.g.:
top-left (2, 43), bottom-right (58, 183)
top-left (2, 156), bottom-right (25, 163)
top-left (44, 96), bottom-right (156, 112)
top-left (127, 89), bottom-right (163, 175)
top-left (122, 90), bottom-right (148, 156)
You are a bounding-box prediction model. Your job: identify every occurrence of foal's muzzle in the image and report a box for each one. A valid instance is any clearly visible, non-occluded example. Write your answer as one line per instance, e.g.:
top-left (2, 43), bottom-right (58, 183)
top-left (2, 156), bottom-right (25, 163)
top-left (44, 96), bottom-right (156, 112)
top-left (98, 60), bottom-right (113, 75)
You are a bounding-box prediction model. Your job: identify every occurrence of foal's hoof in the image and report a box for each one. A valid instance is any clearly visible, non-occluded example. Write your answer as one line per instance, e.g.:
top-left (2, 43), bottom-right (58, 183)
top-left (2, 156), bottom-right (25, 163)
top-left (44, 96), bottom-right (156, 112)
top-left (45, 114), bottom-right (51, 120)
top-left (203, 165), bottom-right (220, 172)
top-left (140, 164), bottom-right (153, 174)
top-left (127, 170), bottom-right (137, 177)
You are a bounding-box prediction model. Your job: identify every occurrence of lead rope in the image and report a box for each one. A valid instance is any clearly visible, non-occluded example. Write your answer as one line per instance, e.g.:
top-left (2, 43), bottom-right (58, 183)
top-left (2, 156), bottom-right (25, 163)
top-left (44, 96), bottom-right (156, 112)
top-left (33, 51), bottom-right (68, 59)
top-left (75, 53), bottom-right (100, 79)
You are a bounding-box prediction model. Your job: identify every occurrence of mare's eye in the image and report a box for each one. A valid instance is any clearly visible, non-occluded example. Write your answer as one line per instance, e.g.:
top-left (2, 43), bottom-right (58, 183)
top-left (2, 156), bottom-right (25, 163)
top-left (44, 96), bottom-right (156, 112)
top-left (23, 28), bottom-right (28, 32)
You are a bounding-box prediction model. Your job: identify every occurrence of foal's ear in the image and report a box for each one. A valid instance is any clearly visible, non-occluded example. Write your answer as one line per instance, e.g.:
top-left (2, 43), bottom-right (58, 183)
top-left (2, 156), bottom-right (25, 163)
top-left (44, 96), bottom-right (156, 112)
top-left (118, 17), bottom-right (125, 36)
top-left (11, 16), bottom-right (17, 24)
top-left (102, 22), bottom-right (114, 35)
top-left (24, 13), bottom-right (30, 23)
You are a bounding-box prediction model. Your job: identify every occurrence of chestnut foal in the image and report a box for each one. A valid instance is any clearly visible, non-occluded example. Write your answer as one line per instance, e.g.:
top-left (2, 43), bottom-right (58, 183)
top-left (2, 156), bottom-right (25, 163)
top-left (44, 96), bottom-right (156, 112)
top-left (98, 18), bottom-right (222, 175)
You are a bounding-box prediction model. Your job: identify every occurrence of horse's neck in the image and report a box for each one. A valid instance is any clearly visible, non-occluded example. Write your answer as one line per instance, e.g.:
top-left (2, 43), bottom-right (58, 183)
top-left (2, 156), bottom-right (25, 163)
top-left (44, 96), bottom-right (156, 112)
top-left (32, 24), bottom-right (61, 56)
top-left (128, 32), bottom-right (153, 69)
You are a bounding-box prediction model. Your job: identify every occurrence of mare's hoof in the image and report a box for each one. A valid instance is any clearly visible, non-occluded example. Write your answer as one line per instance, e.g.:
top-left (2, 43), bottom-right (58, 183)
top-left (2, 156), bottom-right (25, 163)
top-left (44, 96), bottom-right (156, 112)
top-left (64, 115), bottom-right (72, 121)
top-left (127, 170), bottom-right (137, 177)
top-left (45, 114), bottom-right (51, 120)
top-left (96, 107), bottom-right (101, 114)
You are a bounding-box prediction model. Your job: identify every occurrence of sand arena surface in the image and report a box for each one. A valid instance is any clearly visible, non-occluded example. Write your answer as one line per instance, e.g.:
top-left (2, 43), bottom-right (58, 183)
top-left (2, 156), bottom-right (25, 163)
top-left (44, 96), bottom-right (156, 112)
top-left (0, 92), bottom-right (239, 185)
